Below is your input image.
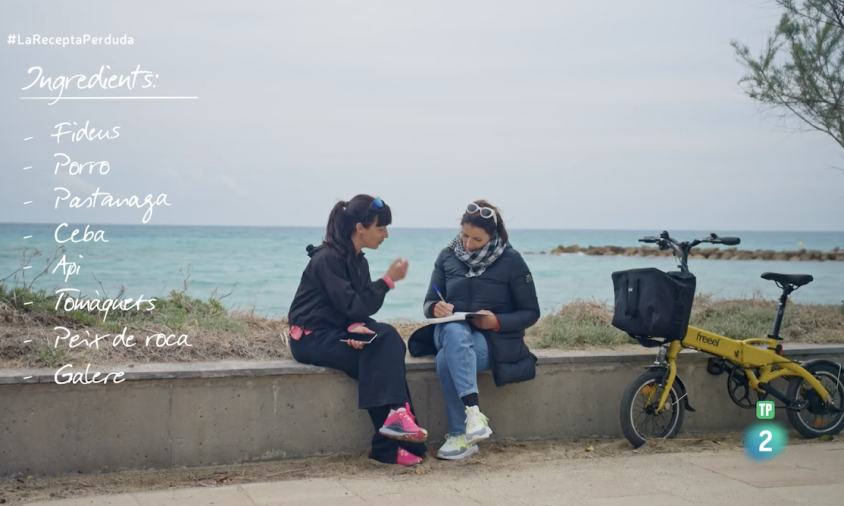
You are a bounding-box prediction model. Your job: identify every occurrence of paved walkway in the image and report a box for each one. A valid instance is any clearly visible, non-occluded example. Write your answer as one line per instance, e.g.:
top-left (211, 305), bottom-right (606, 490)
top-left (24, 442), bottom-right (844, 506)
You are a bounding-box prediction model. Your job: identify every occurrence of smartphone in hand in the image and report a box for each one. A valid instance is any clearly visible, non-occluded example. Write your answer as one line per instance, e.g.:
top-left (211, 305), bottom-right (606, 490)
top-left (340, 333), bottom-right (379, 344)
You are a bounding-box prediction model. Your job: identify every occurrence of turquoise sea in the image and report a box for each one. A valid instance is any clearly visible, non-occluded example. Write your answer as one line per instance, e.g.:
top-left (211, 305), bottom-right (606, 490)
top-left (1, 224), bottom-right (842, 321)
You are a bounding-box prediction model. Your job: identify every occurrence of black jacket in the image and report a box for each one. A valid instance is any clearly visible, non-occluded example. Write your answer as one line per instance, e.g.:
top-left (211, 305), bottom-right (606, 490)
top-left (420, 245), bottom-right (540, 387)
top-left (287, 244), bottom-right (390, 331)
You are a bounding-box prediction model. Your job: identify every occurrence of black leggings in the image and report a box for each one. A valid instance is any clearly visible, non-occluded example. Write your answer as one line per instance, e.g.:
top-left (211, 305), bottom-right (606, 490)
top-left (289, 321), bottom-right (427, 464)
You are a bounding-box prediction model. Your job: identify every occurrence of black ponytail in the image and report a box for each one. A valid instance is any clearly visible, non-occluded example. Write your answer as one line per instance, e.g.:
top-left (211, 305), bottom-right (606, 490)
top-left (323, 194), bottom-right (392, 257)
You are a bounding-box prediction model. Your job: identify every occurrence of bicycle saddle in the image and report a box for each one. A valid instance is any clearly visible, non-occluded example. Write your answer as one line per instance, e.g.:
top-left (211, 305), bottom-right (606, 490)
top-left (761, 272), bottom-right (814, 287)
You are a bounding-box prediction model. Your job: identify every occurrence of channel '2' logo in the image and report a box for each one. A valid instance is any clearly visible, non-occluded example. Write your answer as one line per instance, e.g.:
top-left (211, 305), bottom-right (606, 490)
top-left (744, 422), bottom-right (787, 461)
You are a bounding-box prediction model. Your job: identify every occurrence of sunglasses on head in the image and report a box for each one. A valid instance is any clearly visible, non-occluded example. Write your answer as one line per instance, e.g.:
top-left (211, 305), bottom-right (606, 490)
top-left (466, 202), bottom-right (497, 225)
top-left (371, 197), bottom-right (384, 210)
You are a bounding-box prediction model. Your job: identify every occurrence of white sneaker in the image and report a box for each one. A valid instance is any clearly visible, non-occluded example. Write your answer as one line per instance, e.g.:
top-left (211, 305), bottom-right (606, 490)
top-left (464, 406), bottom-right (493, 445)
top-left (436, 433), bottom-right (479, 460)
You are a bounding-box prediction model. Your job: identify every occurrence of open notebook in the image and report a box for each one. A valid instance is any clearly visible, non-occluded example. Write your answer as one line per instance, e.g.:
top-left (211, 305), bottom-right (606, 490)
top-left (424, 312), bottom-right (487, 324)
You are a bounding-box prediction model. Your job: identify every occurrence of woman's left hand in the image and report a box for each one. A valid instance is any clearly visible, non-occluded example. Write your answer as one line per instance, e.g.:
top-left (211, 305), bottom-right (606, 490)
top-left (346, 325), bottom-right (375, 349)
top-left (346, 340), bottom-right (366, 350)
top-left (470, 310), bottom-right (499, 330)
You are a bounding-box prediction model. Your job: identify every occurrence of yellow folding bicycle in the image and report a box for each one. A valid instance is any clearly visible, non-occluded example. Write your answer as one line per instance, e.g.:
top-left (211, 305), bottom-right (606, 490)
top-left (612, 231), bottom-right (844, 448)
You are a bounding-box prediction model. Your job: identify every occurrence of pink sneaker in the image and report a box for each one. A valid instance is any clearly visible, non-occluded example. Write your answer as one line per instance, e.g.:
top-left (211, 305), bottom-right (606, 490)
top-left (379, 403), bottom-right (428, 443)
top-left (396, 448), bottom-right (423, 466)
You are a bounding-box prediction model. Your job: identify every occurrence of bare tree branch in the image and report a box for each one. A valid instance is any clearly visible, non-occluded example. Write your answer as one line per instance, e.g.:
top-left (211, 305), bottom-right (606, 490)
top-left (733, 1), bottom-right (844, 160)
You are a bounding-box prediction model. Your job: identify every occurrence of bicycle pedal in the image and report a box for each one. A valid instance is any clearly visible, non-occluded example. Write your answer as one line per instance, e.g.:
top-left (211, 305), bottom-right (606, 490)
top-left (707, 358), bottom-right (725, 376)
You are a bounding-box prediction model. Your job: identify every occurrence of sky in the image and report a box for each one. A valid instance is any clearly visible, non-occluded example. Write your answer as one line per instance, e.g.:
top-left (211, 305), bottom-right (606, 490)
top-left (1, 0), bottom-right (842, 232)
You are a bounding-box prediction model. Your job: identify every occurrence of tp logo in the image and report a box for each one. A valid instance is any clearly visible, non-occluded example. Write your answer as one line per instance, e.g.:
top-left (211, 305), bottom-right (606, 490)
top-left (757, 400), bottom-right (775, 419)
top-left (745, 401), bottom-right (787, 461)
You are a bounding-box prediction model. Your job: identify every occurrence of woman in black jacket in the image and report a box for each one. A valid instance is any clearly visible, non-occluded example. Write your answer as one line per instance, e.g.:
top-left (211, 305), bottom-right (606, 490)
top-left (287, 194), bottom-right (428, 467)
top-left (423, 200), bottom-right (540, 460)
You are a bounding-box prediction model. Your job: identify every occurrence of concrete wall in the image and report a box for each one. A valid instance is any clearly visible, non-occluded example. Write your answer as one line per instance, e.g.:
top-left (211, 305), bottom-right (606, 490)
top-left (1, 345), bottom-right (842, 477)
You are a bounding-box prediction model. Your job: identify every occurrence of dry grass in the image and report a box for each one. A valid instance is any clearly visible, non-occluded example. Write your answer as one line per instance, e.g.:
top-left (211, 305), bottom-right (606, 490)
top-left (526, 293), bottom-right (844, 350)
top-left (0, 306), bottom-right (291, 369)
top-left (2, 284), bottom-right (843, 369)
top-left (0, 298), bottom-right (435, 369)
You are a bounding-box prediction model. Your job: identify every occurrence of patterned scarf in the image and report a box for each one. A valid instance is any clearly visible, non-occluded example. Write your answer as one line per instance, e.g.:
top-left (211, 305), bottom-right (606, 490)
top-left (448, 232), bottom-right (509, 277)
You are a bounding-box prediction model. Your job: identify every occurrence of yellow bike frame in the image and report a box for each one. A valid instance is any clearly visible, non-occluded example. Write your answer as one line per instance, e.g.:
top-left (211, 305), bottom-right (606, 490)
top-left (654, 326), bottom-right (833, 413)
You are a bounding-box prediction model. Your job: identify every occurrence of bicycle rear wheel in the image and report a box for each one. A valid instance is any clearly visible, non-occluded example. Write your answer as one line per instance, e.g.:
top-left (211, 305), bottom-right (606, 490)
top-left (619, 369), bottom-right (686, 448)
top-left (786, 362), bottom-right (844, 438)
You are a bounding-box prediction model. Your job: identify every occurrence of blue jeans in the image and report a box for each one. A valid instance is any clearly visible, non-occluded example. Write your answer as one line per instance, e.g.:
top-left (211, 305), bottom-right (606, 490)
top-left (434, 322), bottom-right (491, 435)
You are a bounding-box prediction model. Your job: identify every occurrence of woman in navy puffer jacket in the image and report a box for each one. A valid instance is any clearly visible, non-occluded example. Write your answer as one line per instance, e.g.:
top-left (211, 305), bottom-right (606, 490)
top-left (422, 200), bottom-right (540, 460)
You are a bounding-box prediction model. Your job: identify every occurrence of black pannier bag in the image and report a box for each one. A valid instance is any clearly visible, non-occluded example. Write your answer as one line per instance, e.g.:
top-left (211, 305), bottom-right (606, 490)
top-left (611, 268), bottom-right (696, 347)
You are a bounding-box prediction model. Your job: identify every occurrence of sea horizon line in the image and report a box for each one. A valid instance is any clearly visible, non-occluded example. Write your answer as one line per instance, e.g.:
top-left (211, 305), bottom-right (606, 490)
top-left (1, 222), bottom-right (843, 234)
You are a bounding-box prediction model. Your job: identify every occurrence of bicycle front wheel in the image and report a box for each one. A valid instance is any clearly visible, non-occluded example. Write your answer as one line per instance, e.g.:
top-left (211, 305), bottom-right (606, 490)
top-left (619, 369), bottom-right (686, 448)
top-left (786, 362), bottom-right (844, 438)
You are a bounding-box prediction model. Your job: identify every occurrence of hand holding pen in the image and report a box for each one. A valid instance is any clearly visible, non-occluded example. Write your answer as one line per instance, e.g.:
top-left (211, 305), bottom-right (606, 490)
top-left (432, 285), bottom-right (454, 318)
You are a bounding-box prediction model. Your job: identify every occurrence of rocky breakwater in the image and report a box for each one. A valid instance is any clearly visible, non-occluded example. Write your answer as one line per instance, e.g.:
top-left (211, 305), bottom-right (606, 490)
top-left (535, 245), bottom-right (844, 261)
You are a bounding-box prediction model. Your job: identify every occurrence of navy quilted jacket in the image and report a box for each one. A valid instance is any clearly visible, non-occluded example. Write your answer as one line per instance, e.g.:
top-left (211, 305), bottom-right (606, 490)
top-left (422, 245), bottom-right (541, 386)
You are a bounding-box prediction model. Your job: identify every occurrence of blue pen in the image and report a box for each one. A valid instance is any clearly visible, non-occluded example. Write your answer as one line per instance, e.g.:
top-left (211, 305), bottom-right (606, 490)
top-left (434, 285), bottom-right (446, 302)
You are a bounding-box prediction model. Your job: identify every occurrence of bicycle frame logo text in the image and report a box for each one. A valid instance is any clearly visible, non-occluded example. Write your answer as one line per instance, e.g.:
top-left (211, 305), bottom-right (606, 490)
top-left (696, 332), bottom-right (720, 347)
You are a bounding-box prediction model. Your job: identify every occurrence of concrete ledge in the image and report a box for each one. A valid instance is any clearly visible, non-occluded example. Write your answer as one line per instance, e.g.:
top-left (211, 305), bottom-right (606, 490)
top-left (3, 344), bottom-right (842, 385)
top-left (2, 344), bottom-right (843, 477)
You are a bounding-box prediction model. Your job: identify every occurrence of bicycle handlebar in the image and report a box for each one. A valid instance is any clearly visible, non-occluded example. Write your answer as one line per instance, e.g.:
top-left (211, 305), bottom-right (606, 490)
top-left (637, 232), bottom-right (742, 273)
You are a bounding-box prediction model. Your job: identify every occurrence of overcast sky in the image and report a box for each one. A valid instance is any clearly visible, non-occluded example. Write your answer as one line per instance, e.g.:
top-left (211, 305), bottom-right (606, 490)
top-left (1, 0), bottom-right (842, 231)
